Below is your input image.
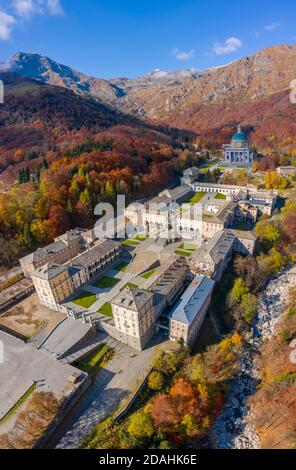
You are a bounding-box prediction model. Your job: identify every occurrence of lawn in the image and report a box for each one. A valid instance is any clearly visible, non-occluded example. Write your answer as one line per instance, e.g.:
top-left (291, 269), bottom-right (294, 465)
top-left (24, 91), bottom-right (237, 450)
top-left (98, 302), bottom-right (113, 318)
top-left (133, 234), bottom-right (148, 241)
top-left (0, 383), bottom-right (36, 425)
top-left (115, 261), bottom-right (129, 272)
top-left (92, 276), bottom-right (119, 289)
top-left (199, 158), bottom-right (220, 168)
top-left (122, 240), bottom-right (140, 247)
top-left (175, 250), bottom-right (192, 258)
top-left (179, 243), bottom-right (197, 252)
top-left (141, 269), bottom-right (156, 279)
top-left (186, 192), bottom-right (207, 205)
top-left (72, 291), bottom-right (97, 308)
top-left (215, 193), bottom-right (227, 200)
top-left (120, 282), bottom-right (139, 292)
top-left (75, 344), bottom-right (113, 375)
top-left (233, 221), bottom-right (249, 231)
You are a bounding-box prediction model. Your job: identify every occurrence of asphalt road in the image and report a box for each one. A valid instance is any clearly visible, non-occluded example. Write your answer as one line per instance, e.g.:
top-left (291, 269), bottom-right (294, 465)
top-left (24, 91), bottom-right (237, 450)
top-left (47, 335), bottom-right (175, 449)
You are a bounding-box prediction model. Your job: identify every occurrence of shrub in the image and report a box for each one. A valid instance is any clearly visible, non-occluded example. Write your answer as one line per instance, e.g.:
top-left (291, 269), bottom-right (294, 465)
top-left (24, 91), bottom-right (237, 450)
top-left (128, 411), bottom-right (154, 440)
top-left (148, 371), bottom-right (165, 391)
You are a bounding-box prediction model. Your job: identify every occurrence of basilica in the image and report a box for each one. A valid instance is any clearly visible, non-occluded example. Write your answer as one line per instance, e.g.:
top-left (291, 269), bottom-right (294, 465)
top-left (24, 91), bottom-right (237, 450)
top-left (223, 126), bottom-right (256, 167)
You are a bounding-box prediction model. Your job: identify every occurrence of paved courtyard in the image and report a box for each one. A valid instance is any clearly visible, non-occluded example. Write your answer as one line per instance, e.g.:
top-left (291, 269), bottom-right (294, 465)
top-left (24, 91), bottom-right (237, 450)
top-left (0, 331), bottom-right (87, 423)
top-left (51, 335), bottom-right (178, 449)
top-left (62, 238), bottom-right (198, 323)
top-left (39, 318), bottom-right (93, 358)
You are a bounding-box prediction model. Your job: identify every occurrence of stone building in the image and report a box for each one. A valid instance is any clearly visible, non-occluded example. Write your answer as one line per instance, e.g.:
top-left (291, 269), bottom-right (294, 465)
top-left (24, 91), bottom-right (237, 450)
top-left (105, 257), bottom-right (189, 351)
top-left (181, 167), bottom-right (200, 185)
top-left (223, 126), bottom-right (256, 167)
top-left (189, 229), bottom-right (257, 282)
top-left (146, 256), bottom-right (189, 317)
top-left (31, 240), bottom-right (121, 311)
top-left (190, 230), bottom-right (236, 281)
top-left (276, 166), bottom-right (296, 177)
top-left (19, 228), bottom-right (94, 278)
top-left (111, 287), bottom-right (155, 350)
top-left (169, 275), bottom-right (215, 347)
top-left (31, 263), bottom-right (77, 312)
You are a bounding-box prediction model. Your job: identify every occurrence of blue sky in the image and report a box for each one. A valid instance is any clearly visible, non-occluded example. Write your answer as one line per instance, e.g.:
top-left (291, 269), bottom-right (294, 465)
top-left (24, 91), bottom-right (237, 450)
top-left (0, 0), bottom-right (295, 78)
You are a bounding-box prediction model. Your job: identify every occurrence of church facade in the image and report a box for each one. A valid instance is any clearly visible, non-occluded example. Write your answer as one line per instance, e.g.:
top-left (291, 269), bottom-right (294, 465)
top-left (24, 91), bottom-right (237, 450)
top-left (223, 126), bottom-right (256, 167)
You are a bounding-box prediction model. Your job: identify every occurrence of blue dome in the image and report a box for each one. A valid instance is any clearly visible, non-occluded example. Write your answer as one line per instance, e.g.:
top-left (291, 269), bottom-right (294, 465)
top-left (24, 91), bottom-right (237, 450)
top-left (232, 126), bottom-right (248, 143)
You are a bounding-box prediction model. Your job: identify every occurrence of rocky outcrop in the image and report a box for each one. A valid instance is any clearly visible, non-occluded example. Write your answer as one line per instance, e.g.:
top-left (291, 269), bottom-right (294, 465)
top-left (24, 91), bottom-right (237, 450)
top-left (210, 264), bottom-right (296, 449)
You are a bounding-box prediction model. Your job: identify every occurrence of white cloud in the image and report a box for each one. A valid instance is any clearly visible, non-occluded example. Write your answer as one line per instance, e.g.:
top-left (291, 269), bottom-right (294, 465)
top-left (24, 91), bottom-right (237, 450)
top-left (11, 0), bottom-right (63, 18)
top-left (264, 22), bottom-right (280, 32)
top-left (213, 37), bottom-right (243, 55)
top-left (0, 11), bottom-right (16, 40)
top-left (0, 1), bottom-right (63, 40)
top-left (171, 48), bottom-right (195, 61)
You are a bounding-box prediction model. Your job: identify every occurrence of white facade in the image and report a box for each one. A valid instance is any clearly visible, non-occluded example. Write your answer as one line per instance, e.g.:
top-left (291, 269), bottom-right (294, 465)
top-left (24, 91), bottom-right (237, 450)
top-left (223, 126), bottom-right (255, 167)
top-left (169, 275), bottom-right (215, 347)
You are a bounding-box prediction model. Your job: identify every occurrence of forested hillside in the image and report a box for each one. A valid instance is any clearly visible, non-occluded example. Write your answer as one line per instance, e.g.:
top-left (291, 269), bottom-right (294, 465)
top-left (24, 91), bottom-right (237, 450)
top-left (0, 74), bottom-right (201, 267)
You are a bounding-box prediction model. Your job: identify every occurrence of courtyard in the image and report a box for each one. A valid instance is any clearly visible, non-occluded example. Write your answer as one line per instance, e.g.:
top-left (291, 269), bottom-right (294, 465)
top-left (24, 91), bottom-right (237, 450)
top-left (0, 331), bottom-right (88, 431)
top-left (64, 237), bottom-right (201, 323)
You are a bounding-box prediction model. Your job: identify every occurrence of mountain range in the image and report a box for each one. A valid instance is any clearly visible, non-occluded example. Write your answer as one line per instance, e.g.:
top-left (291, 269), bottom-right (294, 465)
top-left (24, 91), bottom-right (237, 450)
top-left (1, 44), bottom-right (296, 156)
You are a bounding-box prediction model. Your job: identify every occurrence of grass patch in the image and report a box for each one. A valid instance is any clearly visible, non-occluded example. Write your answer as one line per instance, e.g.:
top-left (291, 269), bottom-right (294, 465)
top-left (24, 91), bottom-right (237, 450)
top-left (186, 192), bottom-right (207, 205)
top-left (232, 221), bottom-right (249, 231)
top-left (93, 276), bottom-right (119, 289)
top-left (141, 269), bottom-right (156, 279)
top-left (199, 158), bottom-right (220, 168)
top-left (75, 344), bottom-right (113, 375)
top-left (215, 193), bottom-right (227, 200)
top-left (115, 262), bottom-right (129, 273)
top-left (120, 282), bottom-right (139, 292)
top-left (288, 307), bottom-right (296, 317)
top-left (133, 234), bottom-right (148, 241)
top-left (0, 383), bottom-right (36, 425)
top-left (179, 243), bottom-right (197, 252)
top-left (122, 240), bottom-right (141, 247)
top-left (98, 302), bottom-right (113, 318)
top-left (72, 291), bottom-right (97, 308)
top-left (175, 250), bottom-right (192, 258)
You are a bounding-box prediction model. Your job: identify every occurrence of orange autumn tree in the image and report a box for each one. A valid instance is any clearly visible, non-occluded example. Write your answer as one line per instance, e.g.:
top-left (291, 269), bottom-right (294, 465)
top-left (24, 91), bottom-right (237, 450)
top-left (151, 379), bottom-right (213, 439)
top-left (151, 395), bottom-right (179, 431)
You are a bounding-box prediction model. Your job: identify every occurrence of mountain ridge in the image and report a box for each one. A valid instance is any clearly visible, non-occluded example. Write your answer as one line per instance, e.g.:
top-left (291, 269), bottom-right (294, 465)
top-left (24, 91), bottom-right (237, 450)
top-left (1, 44), bottom-right (296, 152)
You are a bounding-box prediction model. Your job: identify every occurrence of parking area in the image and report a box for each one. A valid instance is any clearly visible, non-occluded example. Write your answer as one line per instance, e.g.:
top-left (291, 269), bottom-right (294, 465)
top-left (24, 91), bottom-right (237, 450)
top-left (0, 331), bottom-right (88, 425)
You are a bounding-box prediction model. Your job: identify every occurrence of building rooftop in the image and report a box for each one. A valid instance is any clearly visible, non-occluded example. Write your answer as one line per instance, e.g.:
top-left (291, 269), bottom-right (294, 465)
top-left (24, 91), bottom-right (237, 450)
top-left (169, 275), bottom-right (215, 325)
top-left (202, 200), bottom-right (237, 225)
top-left (145, 186), bottom-right (192, 209)
top-left (193, 182), bottom-right (257, 191)
top-left (192, 229), bottom-right (236, 266)
top-left (231, 126), bottom-right (248, 143)
top-left (20, 229), bottom-right (83, 265)
top-left (54, 228), bottom-right (88, 243)
top-left (111, 287), bottom-right (153, 313)
top-left (68, 240), bottom-right (121, 270)
top-left (183, 167), bottom-right (199, 176)
top-left (148, 257), bottom-right (187, 301)
top-left (159, 185), bottom-right (192, 202)
top-left (32, 262), bottom-right (69, 281)
top-left (277, 166), bottom-right (296, 170)
top-left (231, 229), bottom-right (258, 241)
